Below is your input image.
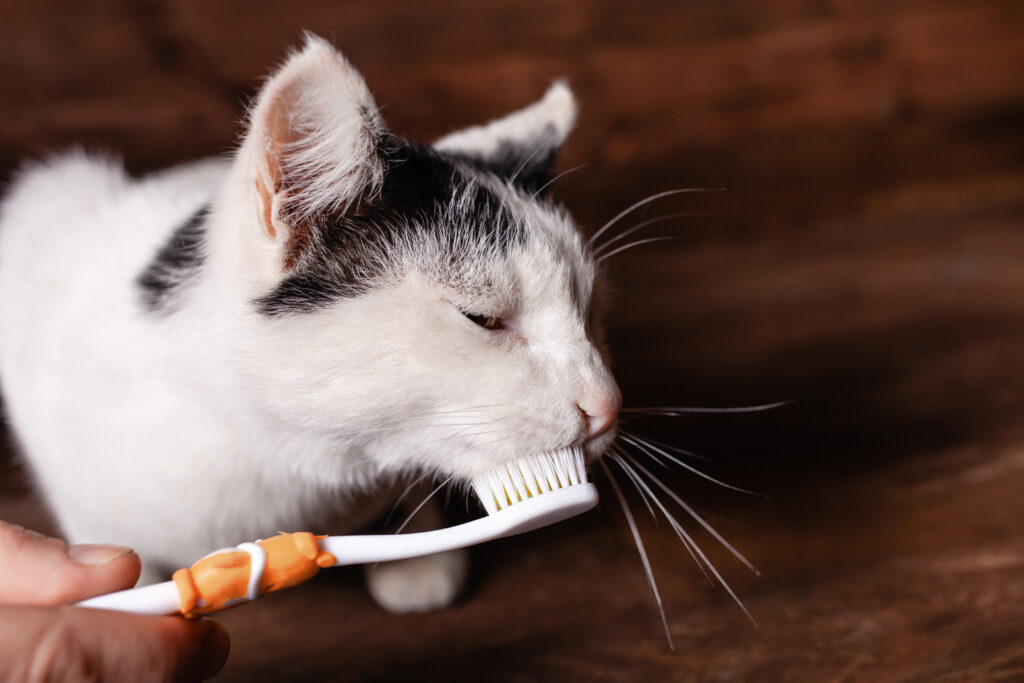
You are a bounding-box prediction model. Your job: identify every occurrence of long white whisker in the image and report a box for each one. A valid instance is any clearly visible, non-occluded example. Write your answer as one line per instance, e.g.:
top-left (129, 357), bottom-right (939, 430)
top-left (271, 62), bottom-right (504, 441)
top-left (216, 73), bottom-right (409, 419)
top-left (617, 455), bottom-right (757, 625)
top-left (620, 452), bottom-right (759, 577)
top-left (415, 427), bottom-right (505, 447)
top-left (610, 452), bottom-right (714, 586)
top-left (619, 433), bottom-right (759, 496)
top-left (596, 237), bottom-right (685, 263)
top-left (394, 476), bottom-right (453, 535)
top-left (610, 445), bottom-right (658, 525)
top-left (587, 188), bottom-right (723, 247)
top-left (619, 435), bottom-right (671, 469)
top-left (599, 458), bottom-right (674, 650)
top-left (621, 400), bottom-right (793, 415)
top-left (530, 163), bottom-right (587, 200)
top-left (461, 426), bottom-right (516, 450)
top-left (619, 431), bottom-right (710, 462)
top-left (594, 211), bottom-right (707, 255)
top-left (430, 404), bottom-right (507, 415)
top-left (350, 404), bottom-right (507, 435)
top-left (459, 428), bottom-right (509, 443)
top-left (384, 471), bottom-right (432, 526)
top-left (359, 419), bottom-right (499, 437)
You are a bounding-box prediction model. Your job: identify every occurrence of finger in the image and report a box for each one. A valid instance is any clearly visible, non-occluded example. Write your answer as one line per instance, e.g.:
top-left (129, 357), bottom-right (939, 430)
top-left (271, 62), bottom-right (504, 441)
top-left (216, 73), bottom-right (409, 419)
top-left (0, 521), bottom-right (141, 605)
top-left (2, 605), bottom-right (230, 683)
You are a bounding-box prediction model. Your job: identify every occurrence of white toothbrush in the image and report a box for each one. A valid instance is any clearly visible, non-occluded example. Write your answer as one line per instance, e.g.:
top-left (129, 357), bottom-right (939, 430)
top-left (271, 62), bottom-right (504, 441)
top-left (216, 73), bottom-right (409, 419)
top-left (78, 446), bottom-right (598, 616)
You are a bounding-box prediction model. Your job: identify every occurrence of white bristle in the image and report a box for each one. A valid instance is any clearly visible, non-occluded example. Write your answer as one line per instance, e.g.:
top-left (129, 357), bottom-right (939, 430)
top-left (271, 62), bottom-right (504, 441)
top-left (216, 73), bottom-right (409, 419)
top-left (472, 446), bottom-right (588, 515)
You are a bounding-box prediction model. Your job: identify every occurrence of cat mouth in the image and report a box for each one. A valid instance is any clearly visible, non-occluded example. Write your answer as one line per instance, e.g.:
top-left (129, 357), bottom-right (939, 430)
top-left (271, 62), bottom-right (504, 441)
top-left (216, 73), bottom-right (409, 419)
top-left (580, 424), bottom-right (619, 462)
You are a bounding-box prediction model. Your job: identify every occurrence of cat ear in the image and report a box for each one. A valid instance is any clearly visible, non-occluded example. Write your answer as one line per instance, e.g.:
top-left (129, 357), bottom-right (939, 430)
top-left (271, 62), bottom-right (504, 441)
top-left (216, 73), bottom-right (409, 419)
top-left (245, 34), bottom-right (386, 260)
top-left (434, 81), bottom-right (577, 194)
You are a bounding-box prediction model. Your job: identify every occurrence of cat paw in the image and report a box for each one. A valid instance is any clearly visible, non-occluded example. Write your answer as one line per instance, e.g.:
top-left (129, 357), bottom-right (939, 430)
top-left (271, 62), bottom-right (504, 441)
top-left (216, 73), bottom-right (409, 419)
top-left (365, 548), bottom-right (468, 613)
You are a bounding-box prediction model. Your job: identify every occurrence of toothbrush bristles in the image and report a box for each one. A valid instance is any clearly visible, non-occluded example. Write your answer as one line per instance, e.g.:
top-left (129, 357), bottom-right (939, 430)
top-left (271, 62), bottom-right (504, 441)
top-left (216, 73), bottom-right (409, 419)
top-left (472, 446), bottom-right (588, 516)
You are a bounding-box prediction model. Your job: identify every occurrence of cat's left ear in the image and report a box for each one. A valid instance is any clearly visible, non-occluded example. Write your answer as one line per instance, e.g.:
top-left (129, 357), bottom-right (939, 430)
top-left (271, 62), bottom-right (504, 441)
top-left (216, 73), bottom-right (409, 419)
top-left (434, 82), bottom-right (577, 195)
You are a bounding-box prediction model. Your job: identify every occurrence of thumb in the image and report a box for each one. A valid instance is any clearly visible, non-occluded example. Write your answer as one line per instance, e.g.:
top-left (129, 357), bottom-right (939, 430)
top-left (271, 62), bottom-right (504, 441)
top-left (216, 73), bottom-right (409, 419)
top-left (0, 521), bottom-right (141, 605)
top-left (2, 605), bottom-right (230, 682)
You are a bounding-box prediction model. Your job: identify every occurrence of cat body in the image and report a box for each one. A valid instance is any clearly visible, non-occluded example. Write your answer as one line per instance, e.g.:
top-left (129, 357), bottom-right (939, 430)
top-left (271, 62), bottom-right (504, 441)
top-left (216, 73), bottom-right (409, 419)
top-left (0, 36), bottom-right (619, 611)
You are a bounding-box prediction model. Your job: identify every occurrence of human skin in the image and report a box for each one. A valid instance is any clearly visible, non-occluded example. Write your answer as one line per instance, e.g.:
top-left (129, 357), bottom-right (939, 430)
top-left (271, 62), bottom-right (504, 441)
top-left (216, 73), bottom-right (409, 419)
top-left (0, 521), bottom-right (229, 682)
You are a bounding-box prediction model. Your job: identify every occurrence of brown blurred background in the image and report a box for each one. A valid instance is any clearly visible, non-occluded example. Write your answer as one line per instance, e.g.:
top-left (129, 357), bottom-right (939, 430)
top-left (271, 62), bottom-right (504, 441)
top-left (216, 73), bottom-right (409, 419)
top-left (2, 1), bottom-right (1023, 680)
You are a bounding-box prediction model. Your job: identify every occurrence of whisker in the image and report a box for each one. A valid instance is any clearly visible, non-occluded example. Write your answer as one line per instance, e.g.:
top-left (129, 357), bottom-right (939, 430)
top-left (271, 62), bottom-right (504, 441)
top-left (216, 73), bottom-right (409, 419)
top-left (587, 188), bottom-right (723, 247)
top-left (617, 435), bottom-right (671, 469)
top-left (415, 427), bottom-right (505, 447)
top-left (622, 400), bottom-right (793, 415)
top-left (619, 433), bottom-right (760, 496)
top-left (596, 237), bottom-right (685, 263)
top-left (530, 163), bottom-right (587, 200)
top-left (594, 211), bottom-right (708, 256)
top-left (460, 429), bottom-right (510, 444)
top-left (446, 418), bottom-right (504, 433)
top-left (469, 434), bottom-right (515, 449)
top-left (344, 404), bottom-right (507, 436)
top-left (610, 452), bottom-right (713, 586)
top-left (429, 421), bottom-right (502, 428)
top-left (502, 144), bottom-right (546, 199)
top-left (620, 452), bottom-right (759, 577)
top-left (619, 431), bottom-right (710, 462)
top-left (394, 476), bottom-right (453, 535)
top-left (353, 421), bottom-right (491, 439)
top-left (383, 470), bottom-right (431, 526)
top-left (610, 445), bottom-right (659, 525)
top-left (615, 454), bottom-right (756, 624)
top-left (429, 404), bottom-right (507, 415)
top-left (599, 458), bottom-right (674, 650)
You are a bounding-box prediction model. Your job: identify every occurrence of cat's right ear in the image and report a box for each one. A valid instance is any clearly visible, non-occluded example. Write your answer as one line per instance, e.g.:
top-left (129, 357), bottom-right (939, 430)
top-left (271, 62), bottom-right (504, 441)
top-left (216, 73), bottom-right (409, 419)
top-left (243, 34), bottom-right (386, 266)
top-left (434, 82), bottom-right (577, 195)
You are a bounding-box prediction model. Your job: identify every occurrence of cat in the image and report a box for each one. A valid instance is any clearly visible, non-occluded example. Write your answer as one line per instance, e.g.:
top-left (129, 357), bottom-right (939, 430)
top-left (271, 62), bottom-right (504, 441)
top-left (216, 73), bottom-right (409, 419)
top-left (0, 34), bottom-right (620, 613)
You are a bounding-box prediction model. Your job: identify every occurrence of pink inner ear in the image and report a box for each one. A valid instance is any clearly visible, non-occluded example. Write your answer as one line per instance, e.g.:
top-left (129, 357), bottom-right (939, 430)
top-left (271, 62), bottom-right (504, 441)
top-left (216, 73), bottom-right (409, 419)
top-left (255, 89), bottom-right (319, 270)
top-left (254, 178), bottom-right (277, 240)
top-left (265, 79), bottom-right (303, 151)
top-left (262, 86), bottom-right (297, 193)
top-left (254, 84), bottom-right (299, 243)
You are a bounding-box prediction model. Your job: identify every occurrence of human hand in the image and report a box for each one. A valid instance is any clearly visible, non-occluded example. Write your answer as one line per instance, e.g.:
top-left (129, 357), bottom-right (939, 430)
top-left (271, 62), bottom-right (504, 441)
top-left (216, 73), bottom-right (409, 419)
top-left (0, 521), bottom-right (229, 682)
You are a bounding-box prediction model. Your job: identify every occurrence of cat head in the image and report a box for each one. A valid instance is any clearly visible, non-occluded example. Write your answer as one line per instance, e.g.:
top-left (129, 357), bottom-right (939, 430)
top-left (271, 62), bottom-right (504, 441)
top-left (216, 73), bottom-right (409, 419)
top-left (221, 35), bottom-right (620, 484)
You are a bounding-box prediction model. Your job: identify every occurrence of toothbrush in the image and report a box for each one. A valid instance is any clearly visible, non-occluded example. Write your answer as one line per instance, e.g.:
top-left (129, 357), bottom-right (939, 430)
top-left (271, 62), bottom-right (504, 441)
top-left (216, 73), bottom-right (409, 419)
top-left (77, 446), bottom-right (598, 617)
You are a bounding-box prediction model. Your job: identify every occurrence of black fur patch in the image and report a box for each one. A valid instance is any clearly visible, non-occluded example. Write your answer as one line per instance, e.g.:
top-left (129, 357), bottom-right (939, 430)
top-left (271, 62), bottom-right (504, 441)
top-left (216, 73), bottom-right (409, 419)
top-left (255, 138), bottom-right (527, 316)
top-left (137, 205), bottom-right (208, 312)
top-left (453, 124), bottom-right (560, 196)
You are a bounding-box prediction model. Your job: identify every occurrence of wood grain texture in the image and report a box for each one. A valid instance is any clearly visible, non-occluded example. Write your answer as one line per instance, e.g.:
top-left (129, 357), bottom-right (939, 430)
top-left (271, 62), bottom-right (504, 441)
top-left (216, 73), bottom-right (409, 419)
top-left (1, 1), bottom-right (1022, 680)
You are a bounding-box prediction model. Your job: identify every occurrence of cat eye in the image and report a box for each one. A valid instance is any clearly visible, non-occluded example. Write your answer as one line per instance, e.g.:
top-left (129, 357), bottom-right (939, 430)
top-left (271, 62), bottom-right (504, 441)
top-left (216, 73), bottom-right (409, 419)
top-left (464, 312), bottom-right (503, 331)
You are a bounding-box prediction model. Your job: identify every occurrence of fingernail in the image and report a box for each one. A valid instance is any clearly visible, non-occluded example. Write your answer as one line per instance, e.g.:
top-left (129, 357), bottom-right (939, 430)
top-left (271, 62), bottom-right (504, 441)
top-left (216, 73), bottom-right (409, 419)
top-left (68, 544), bottom-right (134, 566)
top-left (199, 621), bottom-right (231, 679)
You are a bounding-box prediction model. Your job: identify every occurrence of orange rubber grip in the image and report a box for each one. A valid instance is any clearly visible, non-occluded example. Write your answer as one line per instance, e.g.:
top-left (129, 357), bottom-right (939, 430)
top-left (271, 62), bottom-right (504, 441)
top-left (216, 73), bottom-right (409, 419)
top-left (172, 532), bottom-right (336, 617)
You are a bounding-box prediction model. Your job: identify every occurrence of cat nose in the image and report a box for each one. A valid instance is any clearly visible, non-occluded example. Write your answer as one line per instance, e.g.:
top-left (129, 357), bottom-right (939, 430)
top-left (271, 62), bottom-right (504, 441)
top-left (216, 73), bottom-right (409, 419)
top-left (579, 394), bottom-right (622, 441)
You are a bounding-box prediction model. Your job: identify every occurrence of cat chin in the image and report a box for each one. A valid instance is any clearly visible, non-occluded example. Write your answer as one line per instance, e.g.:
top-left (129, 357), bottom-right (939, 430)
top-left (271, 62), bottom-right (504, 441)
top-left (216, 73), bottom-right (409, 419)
top-left (583, 428), bottom-right (619, 463)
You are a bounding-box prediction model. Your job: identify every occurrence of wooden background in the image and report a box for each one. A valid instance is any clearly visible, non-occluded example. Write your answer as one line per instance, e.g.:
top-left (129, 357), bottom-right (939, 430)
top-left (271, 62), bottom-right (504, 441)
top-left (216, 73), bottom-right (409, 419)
top-left (2, 1), bottom-right (1023, 680)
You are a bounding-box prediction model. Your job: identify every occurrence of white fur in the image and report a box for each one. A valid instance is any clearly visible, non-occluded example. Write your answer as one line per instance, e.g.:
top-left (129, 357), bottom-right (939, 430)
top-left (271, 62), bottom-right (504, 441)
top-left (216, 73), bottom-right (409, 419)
top-left (0, 37), bottom-right (618, 609)
top-left (435, 81), bottom-right (577, 160)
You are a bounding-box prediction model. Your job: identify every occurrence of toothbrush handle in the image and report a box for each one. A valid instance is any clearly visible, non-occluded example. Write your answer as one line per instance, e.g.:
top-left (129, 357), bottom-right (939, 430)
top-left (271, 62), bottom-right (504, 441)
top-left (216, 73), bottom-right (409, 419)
top-left (77, 580), bottom-right (181, 615)
top-left (77, 532), bottom-right (336, 617)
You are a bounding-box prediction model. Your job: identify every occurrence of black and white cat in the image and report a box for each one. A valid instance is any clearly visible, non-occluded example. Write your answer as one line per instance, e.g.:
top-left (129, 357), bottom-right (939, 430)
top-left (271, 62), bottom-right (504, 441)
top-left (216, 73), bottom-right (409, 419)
top-left (0, 35), bottom-right (620, 613)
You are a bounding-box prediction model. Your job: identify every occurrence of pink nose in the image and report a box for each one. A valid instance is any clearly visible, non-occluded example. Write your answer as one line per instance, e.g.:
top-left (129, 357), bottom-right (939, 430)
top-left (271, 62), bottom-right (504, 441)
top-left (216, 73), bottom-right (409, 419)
top-left (580, 395), bottom-right (622, 440)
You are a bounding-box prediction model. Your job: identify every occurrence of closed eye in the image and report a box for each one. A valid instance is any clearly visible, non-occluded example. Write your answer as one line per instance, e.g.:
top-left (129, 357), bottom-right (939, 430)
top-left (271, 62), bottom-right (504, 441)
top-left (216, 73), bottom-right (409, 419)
top-left (464, 311), bottom-right (503, 331)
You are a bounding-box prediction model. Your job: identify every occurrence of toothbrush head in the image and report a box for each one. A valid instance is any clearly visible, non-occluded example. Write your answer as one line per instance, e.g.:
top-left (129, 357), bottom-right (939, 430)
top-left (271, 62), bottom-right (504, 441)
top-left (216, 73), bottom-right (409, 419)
top-left (470, 445), bottom-right (599, 537)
